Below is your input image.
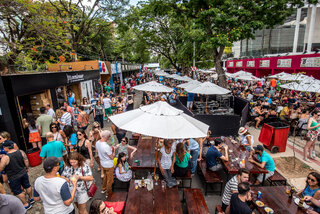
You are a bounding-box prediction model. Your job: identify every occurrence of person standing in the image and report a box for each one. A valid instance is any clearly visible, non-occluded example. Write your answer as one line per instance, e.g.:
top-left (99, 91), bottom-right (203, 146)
top-left (96, 130), bottom-right (115, 198)
top-left (0, 141), bottom-right (34, 210)
top-left (93, 100), bottom-right (105, 129)
top-left (34, 156), bottom-right (78, 214)
top-left (24, 116), bottom-right (42, 149)
top-left (102, 94), bottom-right (112, 121)
top-left (37, 107), bottom-right (53, 146)
top-left (158, 139), bottom-right (177, 188)
top-left (187, 92), bottom-right (194, 111)
top-left (186, 138), bottom-right (200, 174)
top-left (0, 193), bottom-right (26, 214)
top-left (77, 106), bottom-right (89, 130)
top-left (58, 107), bottom-right (72, 130)
top-left (46, 104), bottom-right (56, 120)
top-left (304, 111), bottom-right (320, 162)
top-left (40, 132), bottom-right (66, 175)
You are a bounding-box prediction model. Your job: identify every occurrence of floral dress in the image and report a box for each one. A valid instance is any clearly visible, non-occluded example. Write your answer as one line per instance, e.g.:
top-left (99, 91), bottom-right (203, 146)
top-left (115, 162), bottom-right (132, 182)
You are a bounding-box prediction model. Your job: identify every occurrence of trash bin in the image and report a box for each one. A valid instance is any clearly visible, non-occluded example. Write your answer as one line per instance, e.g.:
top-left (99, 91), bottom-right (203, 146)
top-left (26, 148), bottom-right (42, 167)
top-left (258, 122), bottom-right (290, 153)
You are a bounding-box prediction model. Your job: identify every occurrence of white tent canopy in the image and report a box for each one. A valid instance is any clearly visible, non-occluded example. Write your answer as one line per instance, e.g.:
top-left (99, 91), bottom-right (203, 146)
top-left (181, 76), bottom-right (193, 82)
top-left (234, 75), bottom-right (261, 81)
top-left (133, 81), bottom-right (173, 93)
top-left (154, 70), bottom-right (169, 77)
top-left (268, 72), bottom-right (288, 79)
top-left (187, 81), bottom-right (231, 95)
top-left (109, 101), bottom-right (209, 139)
top-left (177, 80), bottom-right (201, 89)
top-left (167, 74), bottom-right (185, 81)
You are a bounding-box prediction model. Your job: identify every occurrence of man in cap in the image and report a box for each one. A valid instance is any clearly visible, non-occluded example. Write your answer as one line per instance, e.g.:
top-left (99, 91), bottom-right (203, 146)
top-left (34, 156), bottom-right (78, 214)
top-left (248, 145), bottom-right (275, 185)
top-left (0, 140), bottom-right (33, 210)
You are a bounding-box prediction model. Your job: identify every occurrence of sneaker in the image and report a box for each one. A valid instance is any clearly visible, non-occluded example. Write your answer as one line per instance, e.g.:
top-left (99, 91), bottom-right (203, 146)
top-left (304, 158), bottom-right (312, 163)
top-left (29, 198), bottom-right (35, 204)
top-left (101, 190), bottom-right (107, 194)
top-left (25, 204), bottom-right (32, 210)
top-left (312, 151), bottom-right (316, 158)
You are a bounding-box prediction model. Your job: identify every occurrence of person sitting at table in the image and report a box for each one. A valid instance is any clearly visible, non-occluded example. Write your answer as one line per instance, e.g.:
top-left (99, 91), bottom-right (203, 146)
top-left (226, 182), bottom-right (254, 214)
top-left (173, 143), bottom-right (192, 178)
top-left (206, 138), bottom-right (228, 172)
top-left (115, 152), bottom-right (132, 182)
top-left (303, 195), bottom-right (320, 214)
top-left (297, 172), bottom-right (320, 200)
top-left (248, 145), bottom-right (275, 185)
top-left (114, 137), bottom-right (137, 160)
top-left (238, 127), bottom-right (253, 151)
top-left (186, 138), bottom-right (200, 175)
top-left (158, 139), bottom-right (177, 188)
top-left (221, 169), bottom-right (250, 212)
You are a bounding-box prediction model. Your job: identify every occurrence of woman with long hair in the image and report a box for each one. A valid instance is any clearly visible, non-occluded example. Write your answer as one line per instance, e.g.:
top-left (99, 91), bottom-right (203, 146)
top-left (88, 122), bottom-right (103, 178)
top-left (158, 139), bottom-right (177, 188)
top-left (114, 137), bottom-right (137, 160)
top-left (49, 122), bottom-right (64, 142)
top-left (25, 116), bottom-right (42, 149)
top-left (63, 125), bottom-right (77, 152)
top-left (62, 152), bottom-right (93, 214)
top-left (173, 142), bottom-right (191, 177)
top-left (115, 152), bottom-right (132, 182)
top-left (297, 172), bottom-right (320, 201)
top-left (304, 111), bottom-right (320, 162)
top-left (89, 199), bottom-right (107, 214)
top-left (76, 129), bottom-right (94, 168)
top-left (93, 99), bottom-right (105, 129)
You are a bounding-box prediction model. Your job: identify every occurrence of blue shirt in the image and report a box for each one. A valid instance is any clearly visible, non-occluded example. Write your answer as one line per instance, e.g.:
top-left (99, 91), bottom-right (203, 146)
top-left (40, 140), bottom-right (66, 168)
top-left (187, 93), bottom-right (194, 102)
top-left (258, 151), bottom-right (275, 172)
top-left (188, 139), bottom-right (199, 151)
top-left (206, 146), bottom-right (222, 168)
top-left (68, 96), bottom-right (75, 107)
top-left (69, 133), bottom-right (77, 146)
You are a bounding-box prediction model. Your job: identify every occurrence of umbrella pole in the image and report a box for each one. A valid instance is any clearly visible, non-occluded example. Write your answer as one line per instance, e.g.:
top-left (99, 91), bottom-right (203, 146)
top-left (154, 149), bottom-right (158, 178)
top-left (206, 95), bottom-right (208, 114)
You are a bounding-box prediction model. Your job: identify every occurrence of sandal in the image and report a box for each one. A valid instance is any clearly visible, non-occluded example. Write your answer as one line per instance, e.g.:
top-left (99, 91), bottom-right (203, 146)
top-left (304, 158), bottom-right (312, 163)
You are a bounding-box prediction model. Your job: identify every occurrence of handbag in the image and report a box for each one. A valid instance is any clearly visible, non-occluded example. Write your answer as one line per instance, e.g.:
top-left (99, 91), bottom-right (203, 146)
top-left (81, 166), bottom-right (97, 197)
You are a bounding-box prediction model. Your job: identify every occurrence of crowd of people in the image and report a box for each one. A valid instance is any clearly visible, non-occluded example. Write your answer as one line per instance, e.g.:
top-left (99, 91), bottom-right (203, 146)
top-left (1, 70), bottom-right (320, 214)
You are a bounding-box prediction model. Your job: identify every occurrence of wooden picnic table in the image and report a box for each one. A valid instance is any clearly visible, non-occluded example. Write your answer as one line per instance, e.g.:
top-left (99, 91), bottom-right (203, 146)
top-left (183, 188), bottom-right (209, 214)
top-left (129, 136), bottom-right (158, 170)
top-left (251, 186), bottom-right (308, 214)
top-left (124, 180), bottom-right (183, 214)
top-left (222, 137), bottom-right (269, 181)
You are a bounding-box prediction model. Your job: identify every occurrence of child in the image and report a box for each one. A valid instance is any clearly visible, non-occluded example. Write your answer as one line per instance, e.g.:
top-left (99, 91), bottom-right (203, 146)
top-left (115, 152), bottom-right (132, 182)
top-left (25, 116), bottom-right (42, 149)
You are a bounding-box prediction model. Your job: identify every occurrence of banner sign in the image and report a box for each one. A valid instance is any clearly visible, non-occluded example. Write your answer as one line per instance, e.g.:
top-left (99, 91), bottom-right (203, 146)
top-left (301, 57), bottom-right (320, 67)
top-left (259, 60), bottom-right (270, 67)
top-left (247, 61), bottom-right (255, 67)
top-left (277, 59), bottom-right (292, 68)
top-left (236, 61), bottom-right (243, 67)
top-left (228, 61), bottom-right (234, 67)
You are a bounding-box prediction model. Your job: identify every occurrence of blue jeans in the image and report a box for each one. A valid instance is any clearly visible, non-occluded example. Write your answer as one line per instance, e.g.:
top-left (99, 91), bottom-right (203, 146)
top-left (190, 148), bottom-right (200, 174)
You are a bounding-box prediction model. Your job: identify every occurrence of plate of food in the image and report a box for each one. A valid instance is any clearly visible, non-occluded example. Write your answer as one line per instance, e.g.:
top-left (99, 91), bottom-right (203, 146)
top-left (256, 200), bottom-right (264, 207)
top-left (294, 198), bottom-right (310, 209)
top-left (264, 207), bottom-right (273, 213)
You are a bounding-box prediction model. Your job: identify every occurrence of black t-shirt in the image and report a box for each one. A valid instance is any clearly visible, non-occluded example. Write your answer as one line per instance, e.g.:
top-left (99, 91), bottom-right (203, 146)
top-left (229, 193), bottom-right (252, 214)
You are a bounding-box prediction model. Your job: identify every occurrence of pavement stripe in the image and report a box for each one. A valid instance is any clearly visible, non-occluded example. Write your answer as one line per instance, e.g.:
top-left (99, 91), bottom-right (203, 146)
top-left (287, 144), bottom-right (320, 165)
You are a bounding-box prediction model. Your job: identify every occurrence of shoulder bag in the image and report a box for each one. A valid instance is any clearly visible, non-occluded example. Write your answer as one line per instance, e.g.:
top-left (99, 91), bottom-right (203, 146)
top-left (81, 166), bottom-right (97, 197)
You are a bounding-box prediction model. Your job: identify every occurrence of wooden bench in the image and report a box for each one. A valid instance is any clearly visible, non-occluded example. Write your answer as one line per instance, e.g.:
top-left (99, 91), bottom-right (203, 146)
top-left (267, 170), bottom-right (286, 186)
top-left (198, 160), bottom-right (223, 195)
top-left (183, 188), bottom-right (209, 214)
top-left (215, 205), bottom-right (224, 214)
top-left (112, 177), bottom-right (130, 191)
top-left (176, 169), bottom-right (192, 188)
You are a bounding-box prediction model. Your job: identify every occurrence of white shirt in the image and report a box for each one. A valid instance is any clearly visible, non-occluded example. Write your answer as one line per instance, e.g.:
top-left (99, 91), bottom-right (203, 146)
top-left (103, 97), bottom-right (112, 109)
top-left (160, 146), bottom-right (175, 170)
top-left (47, 108), bottom-right (56, 119)
top-left (60, 112), bottom-right (72, 130)
top-left (34, 176), bottom-right (74, 214)
top-left (96, 140), bottom-right (114, 168)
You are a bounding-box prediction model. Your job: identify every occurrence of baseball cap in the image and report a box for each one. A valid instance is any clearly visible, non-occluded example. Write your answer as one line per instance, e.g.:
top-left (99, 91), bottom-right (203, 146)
top-left (253, 145), bottom-right (264, 152)
top-left (43, 156), bottom-right (63, 171)
top-left (2, 140), bottom-right (14, 148)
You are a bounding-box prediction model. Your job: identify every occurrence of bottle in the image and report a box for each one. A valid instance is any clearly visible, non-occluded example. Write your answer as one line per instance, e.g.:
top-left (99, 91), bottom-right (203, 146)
top-left (289, 186), bottom-right (294, 198)
top-left (141, 177), bottom-right (145, 187)
top-left (241, 159), bottom-right (245, 168)
top-left (298, 197), bottom-right (304, 208)
top-left (56, 172), bottom-right (60, 177)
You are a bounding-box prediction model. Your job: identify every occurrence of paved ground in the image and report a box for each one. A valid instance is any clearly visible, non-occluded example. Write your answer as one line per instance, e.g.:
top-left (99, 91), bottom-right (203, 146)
top-left (11, 91), bottom-right (320, 213)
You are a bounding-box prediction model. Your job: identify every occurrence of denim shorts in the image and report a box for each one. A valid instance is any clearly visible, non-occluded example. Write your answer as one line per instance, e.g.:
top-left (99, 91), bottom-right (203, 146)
top-left (9, 173), bottom-right (31, 195)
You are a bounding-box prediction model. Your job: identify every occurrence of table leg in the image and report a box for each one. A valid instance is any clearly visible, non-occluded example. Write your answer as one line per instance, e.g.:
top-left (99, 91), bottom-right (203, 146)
top-left (262, 174), bottom-right (266, 186)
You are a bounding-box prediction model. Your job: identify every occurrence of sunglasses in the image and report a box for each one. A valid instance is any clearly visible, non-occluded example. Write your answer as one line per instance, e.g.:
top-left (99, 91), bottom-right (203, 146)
top-left (100, 206), bottom-right (107, 213)
top-left (308, 177), bottom-right (316, 182)
top-left (94, 126), bottom-right (99, 128)
top-left (51, 126), bottom-right (57, 129)
top-left (121, 140), bottom-right (126, 142)
top-left (77, 133), bottom-right (83, 136)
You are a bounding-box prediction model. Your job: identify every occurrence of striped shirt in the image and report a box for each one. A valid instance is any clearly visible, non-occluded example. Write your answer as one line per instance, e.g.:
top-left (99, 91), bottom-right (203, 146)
top-left (222, 175), bottom-right (239, 205)
top-left (60, 112), bottom-right (72, 130)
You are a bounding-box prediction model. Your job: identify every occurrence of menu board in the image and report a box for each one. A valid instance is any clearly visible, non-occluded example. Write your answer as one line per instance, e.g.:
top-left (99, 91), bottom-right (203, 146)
top-left (259, 60), bottom-right (270, 67)
top-left (301, 57), bottom-right (320, 67)
top-left (228, 61), bottom-right (234, 67)
top-left (247, 61), bottom-right (255, 67)
top-left (277, 59), bottom-right (292, 68)
top-left (236, 61), bottom-right (243, 67)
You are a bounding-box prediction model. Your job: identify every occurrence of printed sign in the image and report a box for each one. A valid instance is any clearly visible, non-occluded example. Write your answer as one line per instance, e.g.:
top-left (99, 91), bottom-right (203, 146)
top-left (228, 61), bottom-right (234, 67)
top-left (259, 60), bottom-right (270, 67)
top-left (66, 74), bottom-right (84, 83)
top-left (301, 57), bottom-right (320, 67)
top-left (247, 61), bottom-right (255, 67)
top-left (236, 61), bottom-right (243, 67)
top-left (277, 59), bottom-right (292, 68)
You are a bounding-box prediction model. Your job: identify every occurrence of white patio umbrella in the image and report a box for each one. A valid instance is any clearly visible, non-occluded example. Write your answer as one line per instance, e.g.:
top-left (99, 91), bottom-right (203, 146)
top-left (133, 81), bottom-right (173, 93)
top-left (279, 73), bottom-right (313, 82)
top-left (187, 81), bottom-right (231, 95)
top-left (109, 101), bottom-right (209, 139)
top-left (281, 80), bottom-right (320, 93)
top-left (177, 80), bottom-right (201, 89)
top-left (268, 72), bottom-right (288, 79)
top-left (181, 76), bottom-right (193, 82)
top-left (167, 74), bottom-right (185, 81)
top-left (230, 70), bottom-right (253, 77)
top-left (233, 75), bottom-right (261, 81)
top-left (199, 69), bottom-right (214, 74)
top-left (154, 70), bottom-right (169, 77)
